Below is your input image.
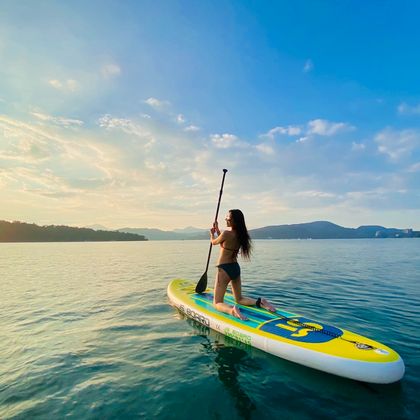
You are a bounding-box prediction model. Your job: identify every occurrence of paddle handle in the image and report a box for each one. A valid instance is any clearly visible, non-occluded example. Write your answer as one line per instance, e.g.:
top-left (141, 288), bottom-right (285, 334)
top-left (204, 169), bottom-right (228, 272)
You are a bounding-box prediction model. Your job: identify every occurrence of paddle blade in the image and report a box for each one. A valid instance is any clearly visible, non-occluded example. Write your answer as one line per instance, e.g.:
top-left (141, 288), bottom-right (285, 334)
top-left (195, 272), bottom-right (208, 293)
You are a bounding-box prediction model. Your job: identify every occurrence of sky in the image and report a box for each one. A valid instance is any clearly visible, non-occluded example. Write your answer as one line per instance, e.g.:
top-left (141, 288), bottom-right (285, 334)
top-left (1, 0), bottom-right (419, 230)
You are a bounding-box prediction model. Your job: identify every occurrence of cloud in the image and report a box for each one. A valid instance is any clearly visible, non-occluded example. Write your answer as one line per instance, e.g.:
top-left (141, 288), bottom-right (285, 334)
top-left (31, 111), bottom-right (84, 128)
top-left (295, 190), bottom-right (336, 199)
top-left (307, 119), bottom-right (355, 136)
top-left (262, 125), bottom-right (302, 139)
top-left (101, 63), bottom-right (121, 79)
top-left (176, 114), bottom-right (186, 124)
top-left (97, 114), bottom-right (151, 140)
top-left (184, 125), bottom-right (200, 132)
top-left (144, 97), bottom-right (170, 109)
top-left (1, 107), bottom-right (418, 230)
top-left (48, 79), bottom-right (79, 92)
top-left (0, 116), bottom-right (122, 198)
top-left (375, 127), bottom-right (420, 161)
top-left (255, 143), bottom-right (275, 155)
top-left (210, 133), bottom-right (239, 149)
top-left (351, 142), bottom-right (366, 151)
top-left (303, 59), bottom-right (314, 73)
top-left (262, 119), bottom-right (354, 142)
top-left (0, 115), bottom-right (62, 162)
top-left (397, 102), bottom-right (420, 115)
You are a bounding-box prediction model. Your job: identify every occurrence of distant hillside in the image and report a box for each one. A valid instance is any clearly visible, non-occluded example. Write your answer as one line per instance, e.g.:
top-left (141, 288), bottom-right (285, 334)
top-left (84, 224), bottom-right (109, 231)
top-left (118, 227), bottom-right (207, 240)
top-left (249, 221), bottom-right (418, 239)
top-left (0, 221), bottom-right (147, 242)
top-left (173, 226), bottom-right (205, 234)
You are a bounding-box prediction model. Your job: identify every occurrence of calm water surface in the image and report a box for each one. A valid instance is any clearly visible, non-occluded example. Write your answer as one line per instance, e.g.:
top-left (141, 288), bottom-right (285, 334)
top-left (1, 240), bottom-right (419, 419)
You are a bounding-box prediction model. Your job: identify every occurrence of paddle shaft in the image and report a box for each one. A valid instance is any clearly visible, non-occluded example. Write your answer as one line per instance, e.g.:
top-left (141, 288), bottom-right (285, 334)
top-left (204, 169), bottom-right (228, 273)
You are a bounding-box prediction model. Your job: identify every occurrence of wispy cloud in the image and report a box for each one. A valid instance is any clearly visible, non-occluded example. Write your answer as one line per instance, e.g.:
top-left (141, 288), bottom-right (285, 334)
top-left (262, 119), bottom-right (355, 145)
top-left (48, 79), bottom-right (79, 92)
top-left (185, 125), bottom-right (200, 132)
top-left (263, 119), bottom-right (354, 142)
top-left (255, 143), bottom-right (275, 155)
top-left (31, 111), bottom-right (84, 128)
top-left (97, 114), bottom-right (151, 140)
top-left (0, 115), bottom-right (122, 201)
top-left (101, 63), bottom-right (121, 79)
top-left (296, 136), bottom-right (310, 143)
top-left (144, 97), bottom-right (170, 109)
top-left (295, 190), bottom-right (336, 199)
top-left (397, 102), bottom-right (420, 115)
top-left (303, 59), bottom-right (314, 73)
top-left (262, 125), bottom-right (302, 139)
top-left (210, 133), bottom-right (240, 149)
top-left (308, 119), bottom-right (355, 136)
top-left (375, 127), bottom-right (420, 161)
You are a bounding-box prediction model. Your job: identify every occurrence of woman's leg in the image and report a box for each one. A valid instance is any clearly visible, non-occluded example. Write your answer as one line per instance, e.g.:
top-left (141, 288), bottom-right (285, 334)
top-left (231, 277), bottom-right (277, 312)
top-left (214, 270), bottom-right (247, 320)
top-left (230, 276), bottom-right (258, 306)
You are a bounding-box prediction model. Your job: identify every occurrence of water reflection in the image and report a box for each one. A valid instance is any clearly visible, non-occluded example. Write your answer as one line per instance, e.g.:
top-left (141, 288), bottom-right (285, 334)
top-left (186, 317), bottom-right (257, 419)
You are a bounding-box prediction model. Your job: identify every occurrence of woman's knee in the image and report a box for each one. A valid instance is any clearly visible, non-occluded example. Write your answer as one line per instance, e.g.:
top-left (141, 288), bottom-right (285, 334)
top-left (213, 301), bottom-right (223, 310)
top-left (235, 296), bottom-right (245, 305)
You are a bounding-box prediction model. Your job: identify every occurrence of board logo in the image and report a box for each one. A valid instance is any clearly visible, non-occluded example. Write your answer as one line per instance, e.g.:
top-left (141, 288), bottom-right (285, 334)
top-left (224, 328), bottom-right (252, 346)
top-left (179, 304), bottom-right (210, 327)
top-left (259, 317), bottom-right (342, 343)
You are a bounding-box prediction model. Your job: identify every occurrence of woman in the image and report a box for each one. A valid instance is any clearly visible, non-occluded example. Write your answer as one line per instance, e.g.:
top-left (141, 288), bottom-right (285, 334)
top-left (210, 209), bottom-right (276, 320)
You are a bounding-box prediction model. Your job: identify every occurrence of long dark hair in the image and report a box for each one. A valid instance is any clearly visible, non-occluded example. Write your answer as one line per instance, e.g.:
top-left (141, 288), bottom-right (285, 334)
top-left (229, 209), bottom-right (252, 260)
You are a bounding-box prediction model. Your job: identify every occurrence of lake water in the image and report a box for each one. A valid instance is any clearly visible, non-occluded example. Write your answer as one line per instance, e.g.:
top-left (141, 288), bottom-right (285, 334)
top-left (1, 239), bottom-right (419, 419)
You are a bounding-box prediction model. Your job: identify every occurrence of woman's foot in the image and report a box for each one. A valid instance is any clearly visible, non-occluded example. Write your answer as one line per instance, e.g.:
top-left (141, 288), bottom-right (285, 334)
top-left (260, 298), bottom-right (276, 313)
top-left (231, 305), bottom-right (248, 320)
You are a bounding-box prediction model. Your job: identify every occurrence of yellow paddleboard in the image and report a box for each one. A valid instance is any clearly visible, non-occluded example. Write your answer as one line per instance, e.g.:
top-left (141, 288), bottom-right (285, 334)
top-left (167, 279), bottom-right (404, 384)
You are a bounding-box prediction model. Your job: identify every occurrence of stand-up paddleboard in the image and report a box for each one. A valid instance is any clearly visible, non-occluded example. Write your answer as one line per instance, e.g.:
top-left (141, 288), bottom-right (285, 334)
top-left (167, 279), bottom-right (404, 384)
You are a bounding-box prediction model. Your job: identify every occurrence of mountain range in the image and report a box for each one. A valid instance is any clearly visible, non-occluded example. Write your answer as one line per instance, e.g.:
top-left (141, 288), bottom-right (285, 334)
top-left (118, 221), bottom-right (419, 240)
top-left (2, 220), bottom-right (417, 243)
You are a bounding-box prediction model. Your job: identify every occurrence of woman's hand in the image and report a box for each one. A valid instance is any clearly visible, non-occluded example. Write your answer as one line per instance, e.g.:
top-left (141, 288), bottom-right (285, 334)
top-left (213, 221), bottom-right (221, 235)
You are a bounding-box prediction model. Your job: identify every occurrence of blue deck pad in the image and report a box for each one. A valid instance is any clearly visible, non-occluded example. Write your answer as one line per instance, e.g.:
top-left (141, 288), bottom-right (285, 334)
top-left (191, 292), bottom-right (299, 328)
top-left (195, 292), bottom-right (296, 318)
top-left (259, 317), bottom-right (343, 343)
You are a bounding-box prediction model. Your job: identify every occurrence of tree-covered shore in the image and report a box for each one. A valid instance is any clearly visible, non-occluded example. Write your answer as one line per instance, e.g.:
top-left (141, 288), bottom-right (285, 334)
top-left (0, 221), bottom-right (147, 242)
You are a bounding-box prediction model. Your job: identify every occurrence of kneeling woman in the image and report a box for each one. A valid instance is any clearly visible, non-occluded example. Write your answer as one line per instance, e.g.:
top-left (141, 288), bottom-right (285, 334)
top-left (210, 209), bottom-right (276, 320)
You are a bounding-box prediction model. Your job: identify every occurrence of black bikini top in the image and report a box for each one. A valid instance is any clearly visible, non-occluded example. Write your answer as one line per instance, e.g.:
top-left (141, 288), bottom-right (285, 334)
top-left (221, 242), bottom-right (240, 257)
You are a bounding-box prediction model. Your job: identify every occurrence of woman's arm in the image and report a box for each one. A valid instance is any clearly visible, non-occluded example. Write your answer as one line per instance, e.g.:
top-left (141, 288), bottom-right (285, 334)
top-left (210, 227), bottom-right (225, 245)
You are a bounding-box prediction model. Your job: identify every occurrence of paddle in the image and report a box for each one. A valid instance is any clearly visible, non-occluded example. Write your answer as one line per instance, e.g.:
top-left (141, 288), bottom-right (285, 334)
top-left (195, 169), bottom-right (228, 293)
